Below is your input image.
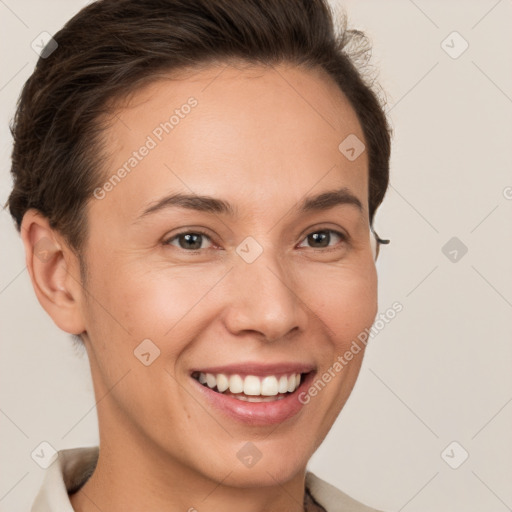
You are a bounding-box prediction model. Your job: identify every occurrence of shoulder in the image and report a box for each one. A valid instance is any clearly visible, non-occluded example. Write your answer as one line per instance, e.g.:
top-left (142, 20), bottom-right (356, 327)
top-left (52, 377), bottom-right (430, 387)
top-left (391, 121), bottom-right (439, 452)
top-left (306, 471), bottom-right (385, 512)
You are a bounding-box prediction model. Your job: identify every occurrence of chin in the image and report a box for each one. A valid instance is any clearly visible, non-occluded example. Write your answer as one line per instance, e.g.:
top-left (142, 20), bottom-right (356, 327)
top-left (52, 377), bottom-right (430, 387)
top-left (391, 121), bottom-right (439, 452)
top-left (232, 439), bottom-right (313, 487)
top-left (225, 458), bottom-right (309, 488)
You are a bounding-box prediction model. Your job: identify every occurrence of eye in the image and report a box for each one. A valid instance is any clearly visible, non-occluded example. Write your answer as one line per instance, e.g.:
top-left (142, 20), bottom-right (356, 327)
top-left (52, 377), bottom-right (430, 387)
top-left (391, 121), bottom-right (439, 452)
top-left (163, 228), bottom-right (348, 253)
top-left (163, 230), bottom-right (214, 251)
top-left (297, 229), bottom-right (348, 250)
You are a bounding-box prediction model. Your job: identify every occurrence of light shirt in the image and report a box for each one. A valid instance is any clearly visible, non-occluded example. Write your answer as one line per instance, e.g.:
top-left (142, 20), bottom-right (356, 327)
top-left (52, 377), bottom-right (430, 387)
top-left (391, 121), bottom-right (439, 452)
top-left (31, 446), bottom-right (383, 512)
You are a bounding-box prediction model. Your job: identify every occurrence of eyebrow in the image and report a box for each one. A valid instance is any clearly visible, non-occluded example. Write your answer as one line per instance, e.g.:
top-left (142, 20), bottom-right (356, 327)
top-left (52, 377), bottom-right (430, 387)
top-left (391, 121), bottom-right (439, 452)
top-left (137, 187), bottom-right (363, 220)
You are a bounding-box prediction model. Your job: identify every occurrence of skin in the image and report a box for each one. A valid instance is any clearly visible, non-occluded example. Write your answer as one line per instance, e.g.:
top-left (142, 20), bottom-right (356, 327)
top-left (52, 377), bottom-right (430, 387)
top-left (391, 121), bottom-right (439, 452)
top-left (21, 62), bottom-right (378, 512)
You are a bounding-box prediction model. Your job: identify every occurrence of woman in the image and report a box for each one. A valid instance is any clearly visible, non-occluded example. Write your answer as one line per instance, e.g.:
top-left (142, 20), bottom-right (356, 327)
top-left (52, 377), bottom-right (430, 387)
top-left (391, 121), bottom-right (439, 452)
top-left (7, 0), bottom-right (391, 510)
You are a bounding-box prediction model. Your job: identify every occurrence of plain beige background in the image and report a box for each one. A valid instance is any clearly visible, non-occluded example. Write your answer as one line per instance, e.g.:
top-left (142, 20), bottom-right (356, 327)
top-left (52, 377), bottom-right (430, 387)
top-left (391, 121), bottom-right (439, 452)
top-left (1, 1), bottom-right (511, 511)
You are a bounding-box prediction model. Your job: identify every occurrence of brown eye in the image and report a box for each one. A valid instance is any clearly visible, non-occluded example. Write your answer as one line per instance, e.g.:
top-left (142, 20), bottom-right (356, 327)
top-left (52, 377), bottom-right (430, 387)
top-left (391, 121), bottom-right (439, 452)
top-left (298, 229), bottom-right (347, 250)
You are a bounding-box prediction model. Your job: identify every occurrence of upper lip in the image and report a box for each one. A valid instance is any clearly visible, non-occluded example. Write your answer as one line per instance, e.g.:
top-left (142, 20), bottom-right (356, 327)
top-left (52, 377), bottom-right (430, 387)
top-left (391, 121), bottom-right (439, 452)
top-left (190, 362), bottom-right (315, 376)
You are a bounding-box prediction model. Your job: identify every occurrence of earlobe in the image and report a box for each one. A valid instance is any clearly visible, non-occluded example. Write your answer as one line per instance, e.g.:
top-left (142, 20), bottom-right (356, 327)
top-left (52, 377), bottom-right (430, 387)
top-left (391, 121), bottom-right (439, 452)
top-left (20, 210), bottom-right (86, 335)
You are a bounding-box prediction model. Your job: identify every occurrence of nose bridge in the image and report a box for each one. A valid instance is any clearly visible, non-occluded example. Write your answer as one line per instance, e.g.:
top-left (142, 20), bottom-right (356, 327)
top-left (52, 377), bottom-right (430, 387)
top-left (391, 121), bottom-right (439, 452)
top-left (225, 236), bottom-right (307, 341)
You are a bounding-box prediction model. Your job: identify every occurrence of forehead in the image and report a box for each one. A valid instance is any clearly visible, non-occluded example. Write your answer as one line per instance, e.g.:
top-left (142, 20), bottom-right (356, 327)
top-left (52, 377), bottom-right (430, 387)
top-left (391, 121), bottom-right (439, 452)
top-left (94, 63), bottom-right (369, 223)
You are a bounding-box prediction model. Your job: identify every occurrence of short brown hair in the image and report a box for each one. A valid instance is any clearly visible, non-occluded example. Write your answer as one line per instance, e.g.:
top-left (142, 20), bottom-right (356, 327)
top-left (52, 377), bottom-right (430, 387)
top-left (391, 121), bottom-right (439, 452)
top-left (7, 0), bottom-right (391, 256)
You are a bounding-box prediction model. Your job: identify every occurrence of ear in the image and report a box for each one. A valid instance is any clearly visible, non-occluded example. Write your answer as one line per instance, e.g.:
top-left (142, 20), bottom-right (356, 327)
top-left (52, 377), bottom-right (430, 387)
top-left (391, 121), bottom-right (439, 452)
top-left (20, 209), bottom-right (86, 335)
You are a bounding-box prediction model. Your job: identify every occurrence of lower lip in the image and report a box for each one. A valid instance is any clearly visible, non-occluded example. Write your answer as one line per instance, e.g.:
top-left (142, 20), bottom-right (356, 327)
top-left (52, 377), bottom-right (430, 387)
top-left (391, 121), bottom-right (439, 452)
top-left (192, 372), bottom-right (316, 426)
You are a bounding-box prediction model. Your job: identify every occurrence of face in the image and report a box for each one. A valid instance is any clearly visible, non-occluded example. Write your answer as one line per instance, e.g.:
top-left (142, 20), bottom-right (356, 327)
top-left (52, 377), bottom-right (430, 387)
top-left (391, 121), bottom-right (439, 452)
top-left (77, 63), bottom-right (377, 487)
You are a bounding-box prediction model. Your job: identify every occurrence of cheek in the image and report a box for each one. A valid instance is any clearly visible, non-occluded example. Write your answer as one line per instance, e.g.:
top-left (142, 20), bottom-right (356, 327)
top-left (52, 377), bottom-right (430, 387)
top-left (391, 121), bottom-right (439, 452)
top-left (84, 260), bottom-right (227, 352)
top-left (303, 261), bottom-right (378, 344)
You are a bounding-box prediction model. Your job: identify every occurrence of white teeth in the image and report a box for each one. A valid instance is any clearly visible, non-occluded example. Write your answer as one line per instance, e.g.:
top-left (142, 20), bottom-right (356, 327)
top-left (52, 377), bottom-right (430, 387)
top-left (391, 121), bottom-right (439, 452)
top-left (195, 372), bottom-right (303, 396)
top-left (278, 375), bottom-right (289, 394)
top-left (229, 374), bottom-right (244, 394)
top-left (206, 373), bottom-right (216, 389)
top-left (234, 394), bottom-right (286, 402)
top-left (287, 374), bottom-right (299, 392)
top-left (261, 376), bottom-right (279, 396)
top-left (216, 373), bottom-right (229, 392)
top-left (243, 375), bottom-right (261, 396)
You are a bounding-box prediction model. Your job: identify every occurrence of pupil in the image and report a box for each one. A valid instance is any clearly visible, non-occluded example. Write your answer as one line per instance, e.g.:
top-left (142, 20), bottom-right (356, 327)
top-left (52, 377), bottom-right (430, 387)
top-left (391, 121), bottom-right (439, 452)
top-left (309, 231), bottom-right (329, 248)
top-left (180, 233), bottom-right (202, 250)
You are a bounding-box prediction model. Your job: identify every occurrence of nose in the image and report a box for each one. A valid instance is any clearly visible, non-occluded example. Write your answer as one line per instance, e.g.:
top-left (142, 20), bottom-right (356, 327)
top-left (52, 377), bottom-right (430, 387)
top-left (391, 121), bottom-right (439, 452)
top-left (222, 247), bottom-right (309, 343)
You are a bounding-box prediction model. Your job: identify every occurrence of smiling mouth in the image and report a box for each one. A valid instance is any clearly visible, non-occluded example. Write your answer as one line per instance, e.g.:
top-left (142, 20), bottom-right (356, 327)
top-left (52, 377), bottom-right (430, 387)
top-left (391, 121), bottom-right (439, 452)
top-left (191, 371), bottom-right (307, 402)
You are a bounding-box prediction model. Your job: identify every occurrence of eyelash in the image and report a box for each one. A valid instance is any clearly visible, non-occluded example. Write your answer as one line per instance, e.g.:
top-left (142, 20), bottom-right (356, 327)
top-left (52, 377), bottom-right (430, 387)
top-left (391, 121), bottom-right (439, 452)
top-left (163, 228), bottom-right (348, 253)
